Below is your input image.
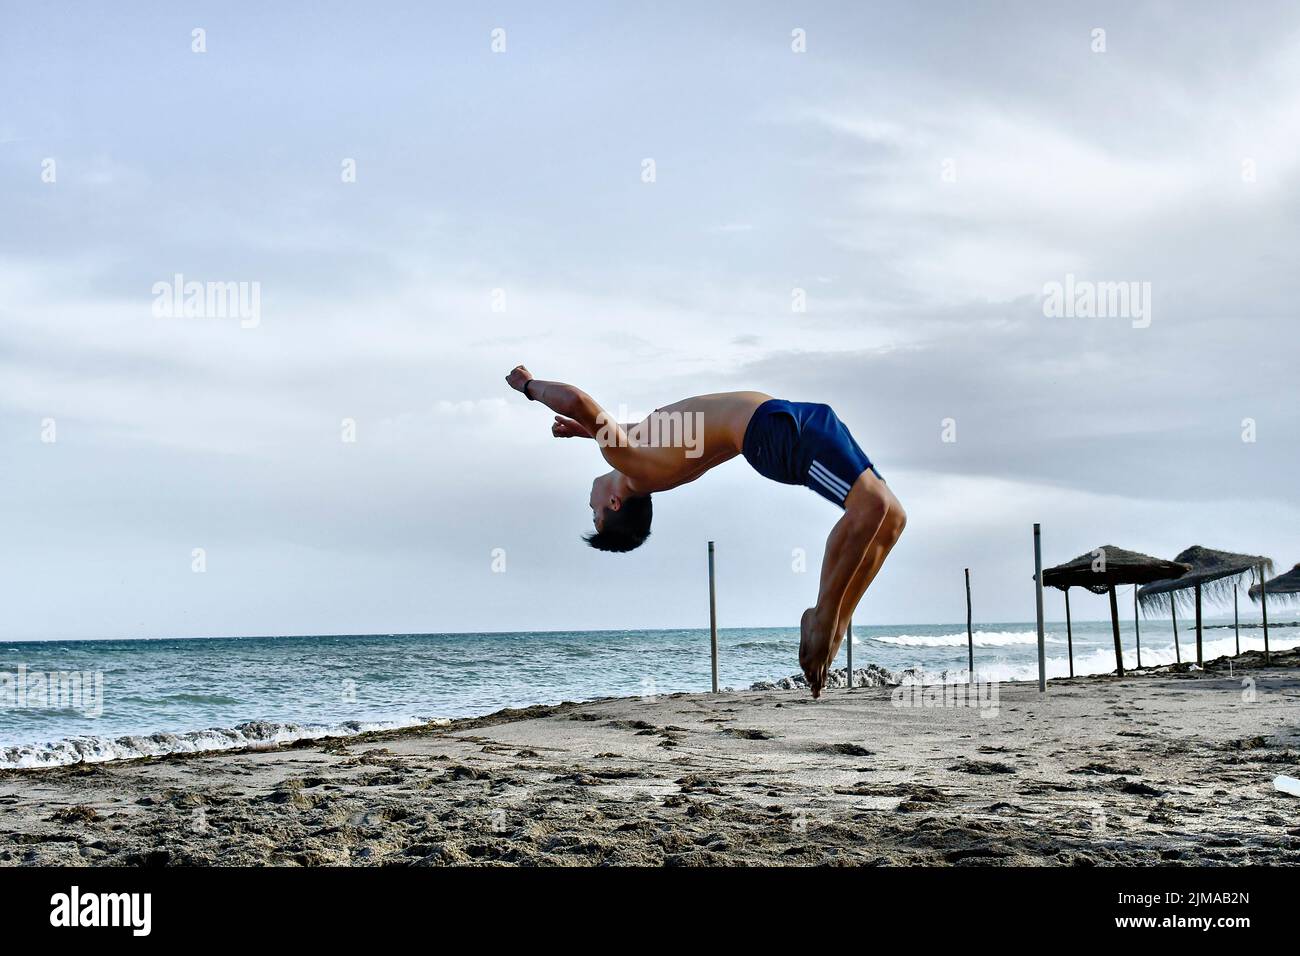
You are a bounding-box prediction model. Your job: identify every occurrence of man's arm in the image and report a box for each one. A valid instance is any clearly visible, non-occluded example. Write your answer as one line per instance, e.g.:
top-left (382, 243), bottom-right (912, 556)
top-left (506, 365), bottom-right (632, 458)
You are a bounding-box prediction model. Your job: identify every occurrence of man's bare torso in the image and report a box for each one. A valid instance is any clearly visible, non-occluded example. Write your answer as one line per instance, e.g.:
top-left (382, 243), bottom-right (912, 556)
top-left (618, 391), bottom-right (771, 494)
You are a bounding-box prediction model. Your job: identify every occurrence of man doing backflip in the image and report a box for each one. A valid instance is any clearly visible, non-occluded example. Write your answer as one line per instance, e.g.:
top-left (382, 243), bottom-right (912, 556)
top-left (506, 365), bottom-right (906, 698)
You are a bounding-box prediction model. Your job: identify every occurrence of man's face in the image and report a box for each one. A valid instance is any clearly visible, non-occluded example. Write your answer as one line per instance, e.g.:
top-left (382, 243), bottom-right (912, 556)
top-left (589, 473), bottom-right (617, 530)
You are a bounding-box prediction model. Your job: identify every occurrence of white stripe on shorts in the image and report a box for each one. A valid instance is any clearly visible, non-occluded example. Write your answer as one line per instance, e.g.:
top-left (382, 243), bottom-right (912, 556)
top-left (810, 460), bottom-right (851, 498)
top-left (808, 469), bottom-right (845, 501)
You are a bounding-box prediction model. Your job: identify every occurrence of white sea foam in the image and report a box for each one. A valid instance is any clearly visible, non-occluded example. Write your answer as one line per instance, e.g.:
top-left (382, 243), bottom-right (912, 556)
top-left (956, 632), bottom-right (1300, 685)
top-left (866, 630), bottom-right (1300, 686)
top-left (868, 629), bottom-right (1065, 648)
top-left (0, 715), bottom-right (451, 770)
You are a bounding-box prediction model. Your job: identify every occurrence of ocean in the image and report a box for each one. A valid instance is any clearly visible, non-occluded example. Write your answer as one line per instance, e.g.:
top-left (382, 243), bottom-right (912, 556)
top-left (3, 616), bottom-right (1296, 769)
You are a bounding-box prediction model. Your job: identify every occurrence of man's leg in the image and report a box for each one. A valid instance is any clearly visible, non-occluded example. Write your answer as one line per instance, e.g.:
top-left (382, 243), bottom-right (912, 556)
top-left (799, 475), bottom-right (892, 697)
top-left (823, 482), bottom-right (906, 673)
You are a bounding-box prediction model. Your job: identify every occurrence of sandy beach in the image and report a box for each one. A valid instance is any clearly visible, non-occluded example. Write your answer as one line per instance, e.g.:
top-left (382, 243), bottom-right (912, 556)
top-left (3, 649), bottom-right (1299, 867)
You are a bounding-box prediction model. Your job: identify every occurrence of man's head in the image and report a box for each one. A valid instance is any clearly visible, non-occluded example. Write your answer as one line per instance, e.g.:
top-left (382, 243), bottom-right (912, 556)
top-left (584, 473), bottom-right (652, 552)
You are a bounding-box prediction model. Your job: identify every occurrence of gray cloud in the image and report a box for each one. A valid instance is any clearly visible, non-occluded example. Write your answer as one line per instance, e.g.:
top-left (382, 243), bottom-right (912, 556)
top-left (2, 2), bottom-right (1297, 638)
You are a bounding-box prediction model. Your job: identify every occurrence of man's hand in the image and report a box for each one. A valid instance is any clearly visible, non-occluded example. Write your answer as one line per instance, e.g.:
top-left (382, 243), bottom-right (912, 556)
top-left (505, 364), bottom-right (534, 397)
top-left (552, 415), bottom-right (592, 439)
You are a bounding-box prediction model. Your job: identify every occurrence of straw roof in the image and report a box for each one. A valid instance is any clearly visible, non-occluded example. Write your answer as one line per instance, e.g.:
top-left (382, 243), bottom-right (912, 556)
top-left (1040, 546), bottom-right (1190, 595)
top-left (1249, 563), bottom-right (1300, 606)
top-left (1137, 546), bottom-right (1273, 614)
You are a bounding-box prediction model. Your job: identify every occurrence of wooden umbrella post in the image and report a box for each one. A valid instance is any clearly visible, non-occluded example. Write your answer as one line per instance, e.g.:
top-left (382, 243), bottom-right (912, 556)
top-left (1108, 585), bottom-right (1124, 677)
top-left (1033, 525), bottom-right (1046, 692)
top-left (1171, 601), bottom-right (1181, 664)
top-left (1194, 582), bottom-right (1203, 666)
top-left (965, 568), bottom-right (974, 682)
top-left (708, 541), bottom-right (718, 693)
top-left (1260, 563), bottom-right (1270, 664)
top-left (1133, 587), bottom-right (1142, 669)
top-left (1064, 588), bottom-right (1074, 678)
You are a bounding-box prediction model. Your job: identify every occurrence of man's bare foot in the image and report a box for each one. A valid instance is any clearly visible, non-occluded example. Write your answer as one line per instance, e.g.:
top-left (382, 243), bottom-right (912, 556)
top-left (798, 608), bottom-right (819, 696)
top-left (799, 607), bottom-right (833, 699)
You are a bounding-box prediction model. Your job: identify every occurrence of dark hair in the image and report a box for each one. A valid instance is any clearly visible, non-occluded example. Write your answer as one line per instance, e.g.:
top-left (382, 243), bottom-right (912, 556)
top-left (583, 495), bottom-right (652, 553)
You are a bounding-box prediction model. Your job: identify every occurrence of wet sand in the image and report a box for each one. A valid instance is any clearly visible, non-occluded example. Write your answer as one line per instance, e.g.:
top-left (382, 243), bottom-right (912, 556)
top-left (3, 650), bottom-right (1299, 866)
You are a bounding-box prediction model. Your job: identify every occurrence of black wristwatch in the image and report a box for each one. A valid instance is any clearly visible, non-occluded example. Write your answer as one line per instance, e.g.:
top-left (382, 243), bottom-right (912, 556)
top-left (522, 380), bottom-right (536, 401)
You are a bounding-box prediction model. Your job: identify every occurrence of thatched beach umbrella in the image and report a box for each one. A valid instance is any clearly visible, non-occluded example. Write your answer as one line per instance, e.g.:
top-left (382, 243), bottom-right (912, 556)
top-left (1138, 546), bottom-right (1273, 665)
top-left (1041, 546), bottom-right (1190, 677)
top-left (1249, 563), bottom-right (1299, 662)
top-left (1250, 563), bottom-right (1300, 604)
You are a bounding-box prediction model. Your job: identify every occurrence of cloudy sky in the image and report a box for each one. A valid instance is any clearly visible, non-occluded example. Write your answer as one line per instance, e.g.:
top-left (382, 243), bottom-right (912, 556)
top-left (2, 2), bottom-right (1297, 640)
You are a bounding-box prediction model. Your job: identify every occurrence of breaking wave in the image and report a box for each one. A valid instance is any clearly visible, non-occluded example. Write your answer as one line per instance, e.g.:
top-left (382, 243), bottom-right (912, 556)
top-left (868, 630), bottom-right (1065, 648)
top-left (0, 716), bottom-right (450, 770)
top-left (950, 632), bottom-right (1300, 685)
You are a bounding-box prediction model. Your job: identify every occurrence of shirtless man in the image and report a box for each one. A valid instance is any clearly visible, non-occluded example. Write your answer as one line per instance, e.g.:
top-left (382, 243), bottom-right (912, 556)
top-left (505, 365), bottom-right (906, 698)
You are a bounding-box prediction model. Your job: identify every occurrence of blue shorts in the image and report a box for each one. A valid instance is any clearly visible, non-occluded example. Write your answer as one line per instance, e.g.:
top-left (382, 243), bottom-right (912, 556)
top-left (741, 399), bottom-right (882, 508)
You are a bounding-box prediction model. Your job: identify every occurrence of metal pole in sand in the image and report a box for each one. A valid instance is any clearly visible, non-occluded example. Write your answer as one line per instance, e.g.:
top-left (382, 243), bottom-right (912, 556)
top-left (1108, 585), bottom-right (1125, 678)
top-left (846, 619), bottom-right (853, 690)
top-left (1260, 563), bottom-right (1270, 664)
top-left (1064, 588), bottom-right (1074, 678)
top-left (1233, 586), bottom-right (1240, 656)
top-left (1134, 587), bottom-right (1142, 669)
top-left (708, 541), bottom-right (718, 693)
top-left (965, 568), bottom-right (974, 682)
top-left (1033, 524), bottom-right (1046, 692)
top-left (1194, 582), bottom-right (1203, 666)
